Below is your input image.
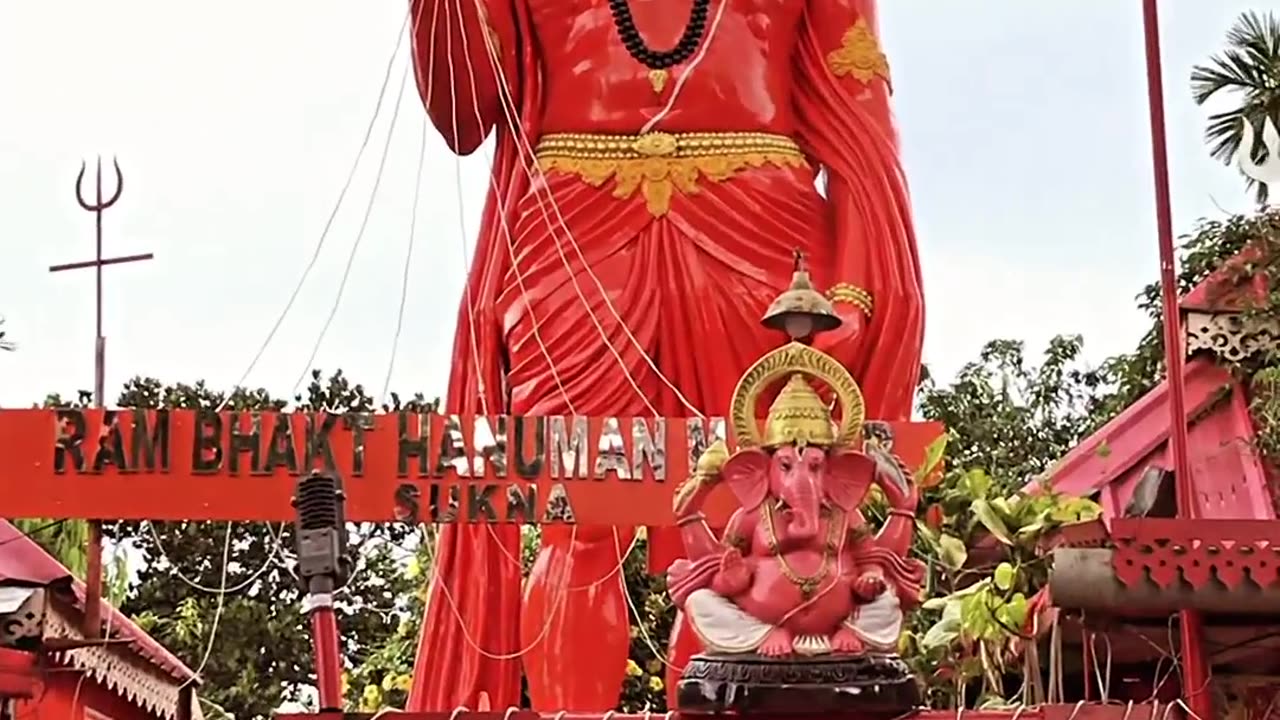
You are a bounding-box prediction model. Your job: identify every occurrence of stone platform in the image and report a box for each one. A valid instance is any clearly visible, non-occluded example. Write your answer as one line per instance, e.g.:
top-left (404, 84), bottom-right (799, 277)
top-left (676, 653), bottom-right (921, 716)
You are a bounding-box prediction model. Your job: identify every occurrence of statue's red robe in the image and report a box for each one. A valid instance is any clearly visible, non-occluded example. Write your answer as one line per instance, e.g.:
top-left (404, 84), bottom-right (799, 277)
top-left (406, 0), bottom-right (922, 710)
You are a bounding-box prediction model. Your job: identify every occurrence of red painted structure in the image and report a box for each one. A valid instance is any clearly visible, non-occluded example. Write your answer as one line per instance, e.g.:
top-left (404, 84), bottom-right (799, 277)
top-left (1042, 250), bottom-right (1280, 717)
top-left (0, 521), bottom-right (200, 720)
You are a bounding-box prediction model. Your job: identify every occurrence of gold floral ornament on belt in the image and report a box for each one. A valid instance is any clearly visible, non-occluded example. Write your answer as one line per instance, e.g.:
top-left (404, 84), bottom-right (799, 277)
top-left (534, 131), bottom-right (808, 217)
top-left (826, 18), bottom-right (891, 90)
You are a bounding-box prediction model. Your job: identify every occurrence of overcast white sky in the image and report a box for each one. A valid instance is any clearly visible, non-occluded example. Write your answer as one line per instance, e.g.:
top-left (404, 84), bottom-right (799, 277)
top-left (0, 1), bottom-right (1265, 409)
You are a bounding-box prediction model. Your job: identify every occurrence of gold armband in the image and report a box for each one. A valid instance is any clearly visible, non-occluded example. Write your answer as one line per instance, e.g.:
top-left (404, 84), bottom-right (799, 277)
top-left (826, 283), bottom-right (873, 317)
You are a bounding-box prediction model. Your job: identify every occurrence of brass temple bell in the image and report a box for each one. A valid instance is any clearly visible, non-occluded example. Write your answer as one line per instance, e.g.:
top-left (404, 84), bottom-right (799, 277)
top-left (761, 250), bottom-right (842, 340)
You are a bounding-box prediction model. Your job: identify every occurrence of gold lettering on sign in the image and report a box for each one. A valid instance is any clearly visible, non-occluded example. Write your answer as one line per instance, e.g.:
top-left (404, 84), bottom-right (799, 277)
top-left (549, 416), bottom-right (589, 479)
top-left (543, 483), bottom-right (577, 523)
top-left (437, 414), bottom-right (471, 477)
top-left (594, 417), bottom-right (630, 480)
top-left (473, 416), bottom-right (508, 478)
top-left (632, 417), bottom-right (665, 481)
top-left (687, 416), bottom-right (728, 469)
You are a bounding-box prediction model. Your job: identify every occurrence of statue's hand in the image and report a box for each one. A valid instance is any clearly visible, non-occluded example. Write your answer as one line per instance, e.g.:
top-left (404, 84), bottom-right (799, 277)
top-left (711, 548), bottom-right (752, 597)
top-left (852, 572), bottom-right (886, 602)
top-left (812, 304), bottom-right (865, 364)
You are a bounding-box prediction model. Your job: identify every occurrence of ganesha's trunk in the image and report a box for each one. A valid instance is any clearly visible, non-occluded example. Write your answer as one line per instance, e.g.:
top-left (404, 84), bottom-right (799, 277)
top-left (783, 476), bottom-right (821, 542)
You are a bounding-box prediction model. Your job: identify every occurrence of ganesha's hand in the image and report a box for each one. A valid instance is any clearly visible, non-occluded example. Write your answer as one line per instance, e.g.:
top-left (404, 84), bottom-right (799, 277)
top-left (711, 548), bottom-right (752, 597)
top-left (852, 573), bottom-right (886, 602)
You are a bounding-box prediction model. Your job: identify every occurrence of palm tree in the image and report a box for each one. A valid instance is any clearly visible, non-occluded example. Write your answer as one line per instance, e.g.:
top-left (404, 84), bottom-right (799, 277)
top-left (0, 315), bottom-right (14, 352)
top-left (1191, 10), bottom-right (1280, 204)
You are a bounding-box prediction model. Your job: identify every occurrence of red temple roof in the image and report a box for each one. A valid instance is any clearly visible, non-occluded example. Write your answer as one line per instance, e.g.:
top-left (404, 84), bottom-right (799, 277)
top-left (1180, 245), bottom-right (1269, 314)
top-left (0, 520), bottom-right (197, 684)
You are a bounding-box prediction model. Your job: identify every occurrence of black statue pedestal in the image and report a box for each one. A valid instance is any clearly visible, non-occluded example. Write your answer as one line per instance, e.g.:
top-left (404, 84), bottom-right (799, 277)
top-left (676, 653), bottom-right (921, 716)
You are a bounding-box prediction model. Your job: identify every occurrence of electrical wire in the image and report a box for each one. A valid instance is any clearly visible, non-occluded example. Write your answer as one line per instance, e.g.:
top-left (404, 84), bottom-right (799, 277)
top-left (144, 520), bottom-right (290, 594)
top-left (380, 118), bottom-right (428, 406)
top-left (217, 14), bottom-right (413, 411)
top-left (178, 522), bottom-right (234, 691)
top-left (291, 60), bottom-right (413, 397)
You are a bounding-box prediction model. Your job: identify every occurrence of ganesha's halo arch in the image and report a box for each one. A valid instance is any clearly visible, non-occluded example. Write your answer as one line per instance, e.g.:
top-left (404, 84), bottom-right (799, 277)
top-left (729, 342), bottom-right (866, 450)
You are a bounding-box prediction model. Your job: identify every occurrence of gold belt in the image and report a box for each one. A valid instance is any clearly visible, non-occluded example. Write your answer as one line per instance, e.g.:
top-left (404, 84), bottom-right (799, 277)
top-left (534, 131), bottom-right (808, 217)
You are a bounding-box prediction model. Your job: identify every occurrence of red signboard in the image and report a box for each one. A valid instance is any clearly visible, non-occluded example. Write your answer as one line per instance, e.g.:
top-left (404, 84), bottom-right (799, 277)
top-left (0, 409), bottom-right (942, 526)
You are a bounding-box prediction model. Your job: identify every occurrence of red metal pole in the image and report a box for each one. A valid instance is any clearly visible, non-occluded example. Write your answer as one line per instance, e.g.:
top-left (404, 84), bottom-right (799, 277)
top-left (310, 600), bottom-right (344, 711)
top-left (1140, 1), bottom-right (1212, 717)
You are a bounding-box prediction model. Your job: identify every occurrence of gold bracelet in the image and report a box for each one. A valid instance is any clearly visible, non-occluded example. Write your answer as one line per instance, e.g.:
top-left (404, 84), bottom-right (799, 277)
top-left (826, 283), bottom-right (873, 316)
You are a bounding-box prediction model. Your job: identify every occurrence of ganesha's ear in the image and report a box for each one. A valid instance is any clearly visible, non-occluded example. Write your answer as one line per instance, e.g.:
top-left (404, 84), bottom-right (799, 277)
top-left (825, 450), bottom-right (877, 511)
top-left (721, 448), bottom-right (772, 511)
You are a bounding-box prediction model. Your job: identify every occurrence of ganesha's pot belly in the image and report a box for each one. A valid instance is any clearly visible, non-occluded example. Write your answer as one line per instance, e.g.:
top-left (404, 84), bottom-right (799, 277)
top-left (731, 559), bottom-right (853, 637)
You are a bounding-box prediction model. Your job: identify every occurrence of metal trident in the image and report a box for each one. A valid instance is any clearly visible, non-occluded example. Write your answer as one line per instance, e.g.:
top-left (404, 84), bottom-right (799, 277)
top-left (75, 156), bottom-right (124, 214)
top-left (49, 156), bottom-right (154, 640)
top-left (51, 157), bottom-right (153, 407)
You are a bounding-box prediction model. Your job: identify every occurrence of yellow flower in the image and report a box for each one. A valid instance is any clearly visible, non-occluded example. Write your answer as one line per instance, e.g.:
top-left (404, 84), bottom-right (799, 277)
top-left (361, 684), bottom-right (383, 711)
top-left (625, 659), bottom-right (643, 677)
top-left (648, 676), bottom-right (665, 692)
top-left (646, 659), bottom-right (663, 674)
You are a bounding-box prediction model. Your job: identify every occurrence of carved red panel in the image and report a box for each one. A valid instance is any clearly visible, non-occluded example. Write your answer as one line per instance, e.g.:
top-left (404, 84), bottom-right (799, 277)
top-left (1110, 518), bottom-right (1280, 590)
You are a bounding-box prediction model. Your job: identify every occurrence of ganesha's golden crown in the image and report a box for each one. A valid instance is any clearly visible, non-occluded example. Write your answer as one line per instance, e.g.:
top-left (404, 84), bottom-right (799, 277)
top-left (763, 374), bottom-right (836, 449)
top-left (730, 342), bottom-right (865, 451)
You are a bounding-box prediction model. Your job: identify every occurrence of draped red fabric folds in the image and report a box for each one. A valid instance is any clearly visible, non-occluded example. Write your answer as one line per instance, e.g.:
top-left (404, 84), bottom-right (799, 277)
top-left (407, 0), bottom-right (922, 711)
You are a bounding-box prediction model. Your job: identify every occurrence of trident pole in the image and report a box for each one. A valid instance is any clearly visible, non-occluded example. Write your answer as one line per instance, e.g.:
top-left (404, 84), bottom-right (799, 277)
top-left (1139, 2), bottom-right (1212, 717)
top-left (49, 157), bottom-right (154, 638)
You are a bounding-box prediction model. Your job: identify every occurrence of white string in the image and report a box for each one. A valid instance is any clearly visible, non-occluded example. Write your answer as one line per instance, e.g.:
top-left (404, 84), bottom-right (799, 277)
top-left (217, 15), bottom-right (411, 411)
top-left (442, 0), bottom-right (576, 417)
top-left (144, 520), bottom-right (289, 594)
top-left (1090, 631), bottom-right (1113, 702)
top-left (611, 528), bottom-right (683, 672)
top-left (467, 0), bottom-right (703, 418)
top-left (639, 0), bottom-right (730, 135)
top-left (465, 59), bottom-right (662, 418)
top-left (444, 0), bottom-right (491, 419)
top-left (422, 524), bottom-right (575, 659)
top-left (178, 522), bottom-right (233, 691)
top-left (380, 118), bottom-right (427, 405)
top-left (291, 60), bottom-right (413, 397)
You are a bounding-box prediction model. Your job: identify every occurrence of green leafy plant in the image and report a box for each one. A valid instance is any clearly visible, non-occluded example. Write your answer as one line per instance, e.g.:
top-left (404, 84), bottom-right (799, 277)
top-left (905, 467), bottom-right (1100, 709)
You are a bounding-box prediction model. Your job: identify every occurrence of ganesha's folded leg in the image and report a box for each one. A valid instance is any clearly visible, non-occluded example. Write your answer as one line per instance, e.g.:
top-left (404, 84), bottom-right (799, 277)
top-left (844, 591), bottom-right (904, 651)
top-left (685, 589), bottom-right (773, 654)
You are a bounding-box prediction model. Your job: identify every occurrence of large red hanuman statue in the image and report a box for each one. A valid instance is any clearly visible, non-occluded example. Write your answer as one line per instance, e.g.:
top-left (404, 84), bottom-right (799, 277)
top-left (406, 0), bottom-right (922, 710)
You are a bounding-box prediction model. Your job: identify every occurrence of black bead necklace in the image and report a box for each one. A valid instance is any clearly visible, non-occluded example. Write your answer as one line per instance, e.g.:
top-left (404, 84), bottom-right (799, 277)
top-left (607, 0), bottom-right (711, 71)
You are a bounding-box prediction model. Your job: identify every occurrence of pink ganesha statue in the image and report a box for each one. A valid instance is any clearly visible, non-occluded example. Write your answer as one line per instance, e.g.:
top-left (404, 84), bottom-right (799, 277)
top-left (667, 348), bottom-right (925, 663)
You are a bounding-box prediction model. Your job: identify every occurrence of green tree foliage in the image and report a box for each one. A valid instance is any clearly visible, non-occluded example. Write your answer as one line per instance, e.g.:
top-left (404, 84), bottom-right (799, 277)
top-left (1190, 10), bottom-right (1280, 203)
top-left (917, 335), bottom-right (1111, 490)
top-left (100, 370), bottom-right (437, 719)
